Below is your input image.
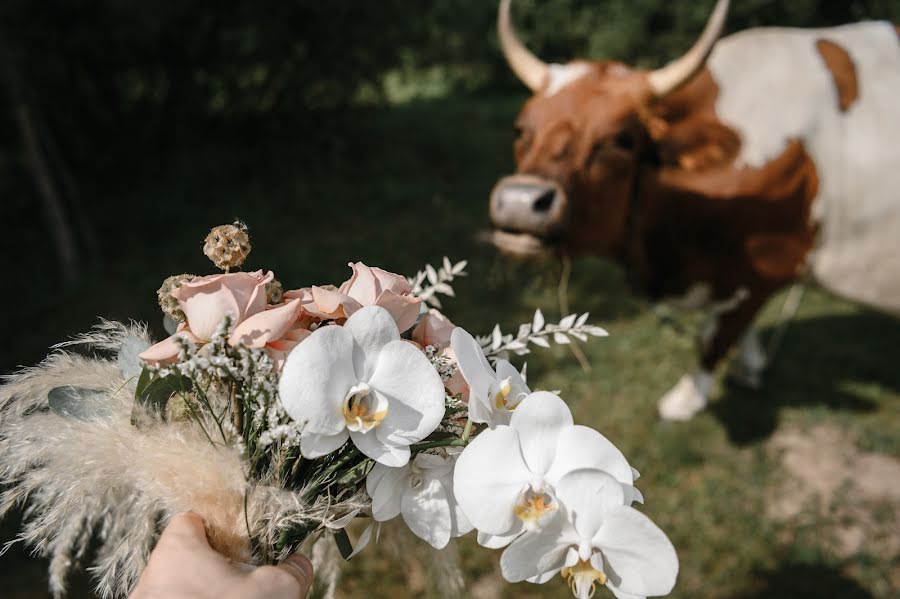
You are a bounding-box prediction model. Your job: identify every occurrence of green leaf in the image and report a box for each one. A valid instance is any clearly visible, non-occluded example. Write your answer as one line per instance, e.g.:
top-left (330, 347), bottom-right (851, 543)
top-left (333, 528), bottom-right (355, 561)
top-left (48, 386), bottom-right (112, 421)
top-left (132, 371), bottom-right (192, 424)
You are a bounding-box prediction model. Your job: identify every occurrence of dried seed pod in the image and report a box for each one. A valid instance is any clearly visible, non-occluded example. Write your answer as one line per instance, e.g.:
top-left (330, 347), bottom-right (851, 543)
top-left (266, 279), bottom-right (284, 305)
top-left (204, 222), bottom-right (251, 271)
top-left (157, 274), bottom-right (194, 322)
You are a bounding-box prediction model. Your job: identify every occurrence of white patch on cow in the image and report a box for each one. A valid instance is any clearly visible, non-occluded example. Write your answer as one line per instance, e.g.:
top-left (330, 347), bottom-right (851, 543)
top-left (545, 62), bottom-right (591, 97)
top-left (658, 370), bottom-right (714, 421)
top-left (708, 22), bottom-right (900, 316)
top-left (729, 329), bottom-right (767, 388)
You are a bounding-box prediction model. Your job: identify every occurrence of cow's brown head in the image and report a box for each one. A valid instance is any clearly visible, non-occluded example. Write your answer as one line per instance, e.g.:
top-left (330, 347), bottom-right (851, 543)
top-left (490, 0), bottom-right (729, 257)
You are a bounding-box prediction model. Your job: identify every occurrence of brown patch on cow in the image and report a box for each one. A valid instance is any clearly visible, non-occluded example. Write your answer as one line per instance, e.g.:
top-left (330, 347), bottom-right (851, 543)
top-left (815, 39), bottom-right (859, 112)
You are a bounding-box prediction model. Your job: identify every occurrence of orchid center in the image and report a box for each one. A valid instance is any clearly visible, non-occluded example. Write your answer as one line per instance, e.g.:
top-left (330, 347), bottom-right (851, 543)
top-left (342, 382), bottom-right (387, 433)
top-left (561, 559), bottom-right (607, 599)
top-left (513, 486), bottom-right (557, 528)
top-left (491, 377), bottom-right (525, 411)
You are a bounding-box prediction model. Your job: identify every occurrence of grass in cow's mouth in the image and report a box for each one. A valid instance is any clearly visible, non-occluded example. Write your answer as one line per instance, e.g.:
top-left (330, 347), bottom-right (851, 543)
top-left (2, 93), bottom-right (898, 599)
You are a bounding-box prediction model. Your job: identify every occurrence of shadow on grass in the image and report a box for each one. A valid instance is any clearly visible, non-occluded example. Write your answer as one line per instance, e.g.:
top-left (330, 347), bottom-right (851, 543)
top-left (731, 562), bottom-right (874, 599)
top-left (712, 309), bottom-right (900, 445)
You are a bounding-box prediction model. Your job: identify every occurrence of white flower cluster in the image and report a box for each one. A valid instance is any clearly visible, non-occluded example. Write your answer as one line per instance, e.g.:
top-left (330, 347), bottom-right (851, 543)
top-left (271, 300), bottom-right (677, 598)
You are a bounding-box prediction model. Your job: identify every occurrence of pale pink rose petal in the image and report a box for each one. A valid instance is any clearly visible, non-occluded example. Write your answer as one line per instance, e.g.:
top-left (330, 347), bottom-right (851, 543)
top-left (308, 285), bottom-right (361, 320)
top-left (376, 289), bottom-right (422, 333)
top-left (139, 330), bottom-right (204, 365)
top-left (174, 280), bottom-right (242, 341)
top-left (340, 262), bottom-right (380, 306)
top-left (412, 309), bottom-right (455, 350)
top-left (284, 288), bottom-right (313, 303)
top-left (243, 270), bottom-right (274, 320)
top-left (230, 299), bottom-right (303, 349)
top-left (440, 347), bottom-right (470, 401)
top-left (370, 265), bottom-right (412, 295)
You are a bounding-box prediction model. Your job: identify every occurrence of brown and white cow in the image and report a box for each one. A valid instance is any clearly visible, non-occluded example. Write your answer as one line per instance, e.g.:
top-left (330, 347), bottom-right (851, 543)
top-left (488, 0), bottom-right (900, 420)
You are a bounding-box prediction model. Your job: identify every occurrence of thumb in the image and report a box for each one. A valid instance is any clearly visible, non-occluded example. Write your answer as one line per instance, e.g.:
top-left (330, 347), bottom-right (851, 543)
top-left (276, 554), bottom-right (314, 598)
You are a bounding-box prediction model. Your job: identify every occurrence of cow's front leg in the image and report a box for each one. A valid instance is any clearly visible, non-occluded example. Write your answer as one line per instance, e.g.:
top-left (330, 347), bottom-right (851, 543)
top-left (658, 289), bottom-right (770, 421)
top-left (727, 328), bottom-right (767, 388)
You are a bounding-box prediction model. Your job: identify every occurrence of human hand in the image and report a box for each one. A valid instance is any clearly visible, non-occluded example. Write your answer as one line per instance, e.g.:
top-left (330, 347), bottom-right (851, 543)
top-left (129, 513), bottom-right (313, 599)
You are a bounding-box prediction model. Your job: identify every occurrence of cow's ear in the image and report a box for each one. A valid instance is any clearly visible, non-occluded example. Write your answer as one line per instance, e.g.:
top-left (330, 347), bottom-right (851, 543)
top-left (652, 117), bottom-right (740, 171)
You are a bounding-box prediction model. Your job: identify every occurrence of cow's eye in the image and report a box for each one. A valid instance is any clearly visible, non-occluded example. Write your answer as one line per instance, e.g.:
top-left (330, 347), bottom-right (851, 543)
top-left (612, 130), bottom-right (635, 151)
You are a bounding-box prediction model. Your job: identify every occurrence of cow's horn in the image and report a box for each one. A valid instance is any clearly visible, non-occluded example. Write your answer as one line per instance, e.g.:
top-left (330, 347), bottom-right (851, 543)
top-left (648, 0), bottom-right (730, 97)
top-left (498, 0), bottom-right (549, 92)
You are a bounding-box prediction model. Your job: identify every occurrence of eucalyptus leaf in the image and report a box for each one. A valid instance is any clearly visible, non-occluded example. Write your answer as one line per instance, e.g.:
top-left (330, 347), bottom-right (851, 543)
top-left (48, 386), bottom-right (112, 421)
top-left (333, 528), bottom-right (355, 561)
top-left (163, 315), bottom-right (178, 336)
top-left (131, 372), bottom-right (192, 424)
top-left (117, 335), bottom-right (151, 386)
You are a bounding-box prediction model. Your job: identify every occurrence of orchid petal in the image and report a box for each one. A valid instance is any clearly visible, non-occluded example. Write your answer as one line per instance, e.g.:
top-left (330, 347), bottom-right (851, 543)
top-left (368, 341), bottom-right (445, 446)
top-left (592, 506), bottom-right (679, 598)
top-left (478, 529), bottom-right (523, 549)
top-left (350, 430), bottom-right (410, 466)
top-left (367, 463), bottom-right (408, 522)
top-left (547, 425), bottom-right (634, 489)
top-left (453, 426), bottom-right (532, 535)
top-left (495, 359), bottom-right (531, 403)
top-left (279, 325), bottom-right (356, 435)
top-left (230, 299), bottom-right (302, 348)
top-left (344, 306), bottom-right (400, 381)
top-left (509, 392), bottom-right (574, 477)
top-left (401, 476), bottom-right (452, 549)
top-left (499, 513), bottom-right (571, 583)
top-left (300, 430), bottom-right (349, 459)
top-left (555, 469), bottom-right (625, 542)
top-left (450, 328), bottom-right (496, 421)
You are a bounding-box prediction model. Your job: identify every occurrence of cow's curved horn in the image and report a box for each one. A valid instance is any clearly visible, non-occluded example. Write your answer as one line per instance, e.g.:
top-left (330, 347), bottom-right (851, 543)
top-left (498, 0), bottom-right (549, 92)
top-left (648, 0), bottom-right (730, 97)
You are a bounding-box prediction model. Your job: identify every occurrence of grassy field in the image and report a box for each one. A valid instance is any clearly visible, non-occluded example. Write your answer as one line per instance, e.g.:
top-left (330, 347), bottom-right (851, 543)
top-left (2, 93), bottom-right (899, 598)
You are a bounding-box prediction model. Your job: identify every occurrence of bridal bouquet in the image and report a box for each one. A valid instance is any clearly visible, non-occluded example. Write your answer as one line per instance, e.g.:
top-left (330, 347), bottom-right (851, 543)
top-left (0, 223), bottom-right (678, 599)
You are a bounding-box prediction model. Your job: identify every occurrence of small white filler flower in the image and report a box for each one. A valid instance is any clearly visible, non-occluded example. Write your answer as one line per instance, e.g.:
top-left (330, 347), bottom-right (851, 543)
top-left (453, 392), bottom-right (641, 549)
top-left (499, 469), bottom-right (678, 599)
top-left (450, 327), bottom-right (530, 427)
top-left (366, 450), bottom-right (473, 549)
top-left (278, 305), bottom-right (445, 466)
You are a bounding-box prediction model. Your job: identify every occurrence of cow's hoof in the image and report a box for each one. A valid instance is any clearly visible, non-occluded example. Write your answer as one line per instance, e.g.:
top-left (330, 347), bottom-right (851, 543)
top-left (658, 371), bottom-right (713, 421)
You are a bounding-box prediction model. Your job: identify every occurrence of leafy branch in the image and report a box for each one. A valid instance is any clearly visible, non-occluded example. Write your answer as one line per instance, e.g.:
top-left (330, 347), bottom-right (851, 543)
top-left (407, 257), bottom-right (468, 308)
top-left (478, 309), bottom-right (608, 359)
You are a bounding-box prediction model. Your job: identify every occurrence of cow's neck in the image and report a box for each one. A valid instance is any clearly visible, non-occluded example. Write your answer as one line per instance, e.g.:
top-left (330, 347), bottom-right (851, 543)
top-left (622, 74), bottom-right (820, 301)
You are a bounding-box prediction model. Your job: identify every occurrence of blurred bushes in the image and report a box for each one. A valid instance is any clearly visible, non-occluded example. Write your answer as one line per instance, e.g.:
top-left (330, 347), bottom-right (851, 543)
top-left (1, 0), bottom-right (898, 177)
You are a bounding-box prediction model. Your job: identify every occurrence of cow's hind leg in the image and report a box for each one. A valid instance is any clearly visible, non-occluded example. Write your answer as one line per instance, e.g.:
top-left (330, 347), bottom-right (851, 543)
top-left (659, 289), bottom-right (771, 421)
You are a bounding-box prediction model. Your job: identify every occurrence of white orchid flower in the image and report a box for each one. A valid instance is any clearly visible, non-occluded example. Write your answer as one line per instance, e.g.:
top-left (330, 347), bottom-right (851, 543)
top-left (500, 469), bottom-right (678, 599)
top-left (450, 327), bottom-right (530, 427)
top-left (454, 392), bottom-right (641, 548)
top-left (278, 305), bottom-right (445, 466)
top-left (366, 450), bottom-right (473, 549)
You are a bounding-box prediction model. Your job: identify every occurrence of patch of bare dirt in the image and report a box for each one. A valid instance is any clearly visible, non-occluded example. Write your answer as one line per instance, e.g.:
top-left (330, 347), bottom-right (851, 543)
top-left (766, 424), bottom-right (900, 561)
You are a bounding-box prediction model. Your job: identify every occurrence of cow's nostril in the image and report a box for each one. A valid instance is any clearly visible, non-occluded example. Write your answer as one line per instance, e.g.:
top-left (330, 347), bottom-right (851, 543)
top-left (532, 189), bottom-right (556, 213)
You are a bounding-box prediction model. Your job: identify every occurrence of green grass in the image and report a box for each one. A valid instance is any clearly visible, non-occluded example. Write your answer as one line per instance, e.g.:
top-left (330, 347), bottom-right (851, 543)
top-left (2, 93), bottom-right (899, 598)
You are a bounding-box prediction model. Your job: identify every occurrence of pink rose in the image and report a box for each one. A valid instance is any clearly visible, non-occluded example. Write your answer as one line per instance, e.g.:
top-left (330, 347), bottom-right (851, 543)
top-left (140, 271), bottom-right (303, 365)
top-left (411, 309), bottom-right (455, 351)
top-left (285, 262), bottom-right (422, 333)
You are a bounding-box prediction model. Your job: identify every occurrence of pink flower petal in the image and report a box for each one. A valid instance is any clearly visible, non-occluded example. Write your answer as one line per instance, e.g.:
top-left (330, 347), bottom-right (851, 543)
top-left (412, 309), bottom-right (455, 350)
top-left (230, 299), bottom-right (303, 349)
top-left (138, 330), bottom-right (203, 365)
top-left (376, 289), bottom-right (422, 333)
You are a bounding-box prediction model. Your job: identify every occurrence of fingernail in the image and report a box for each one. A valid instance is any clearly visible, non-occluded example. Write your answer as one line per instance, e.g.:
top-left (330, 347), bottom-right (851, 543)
top-left (285, 554), bottom-right (314, 583)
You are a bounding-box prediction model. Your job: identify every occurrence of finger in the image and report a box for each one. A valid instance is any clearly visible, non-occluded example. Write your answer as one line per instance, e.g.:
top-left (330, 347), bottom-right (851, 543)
top-left (276, 554), bottom-right (314, 598)
top-left (161, 512), bottom-right (209, 548)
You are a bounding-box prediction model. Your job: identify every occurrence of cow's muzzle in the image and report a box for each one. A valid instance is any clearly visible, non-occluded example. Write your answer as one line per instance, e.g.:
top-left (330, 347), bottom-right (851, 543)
top-left (489, 174), bottom-right (567, 256)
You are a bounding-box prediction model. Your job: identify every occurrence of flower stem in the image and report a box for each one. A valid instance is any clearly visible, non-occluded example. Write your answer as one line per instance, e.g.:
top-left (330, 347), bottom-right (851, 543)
top-left (461, 419), bottom-right (473, 442)
top-left (412, 437), bottom-right (468, 453)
